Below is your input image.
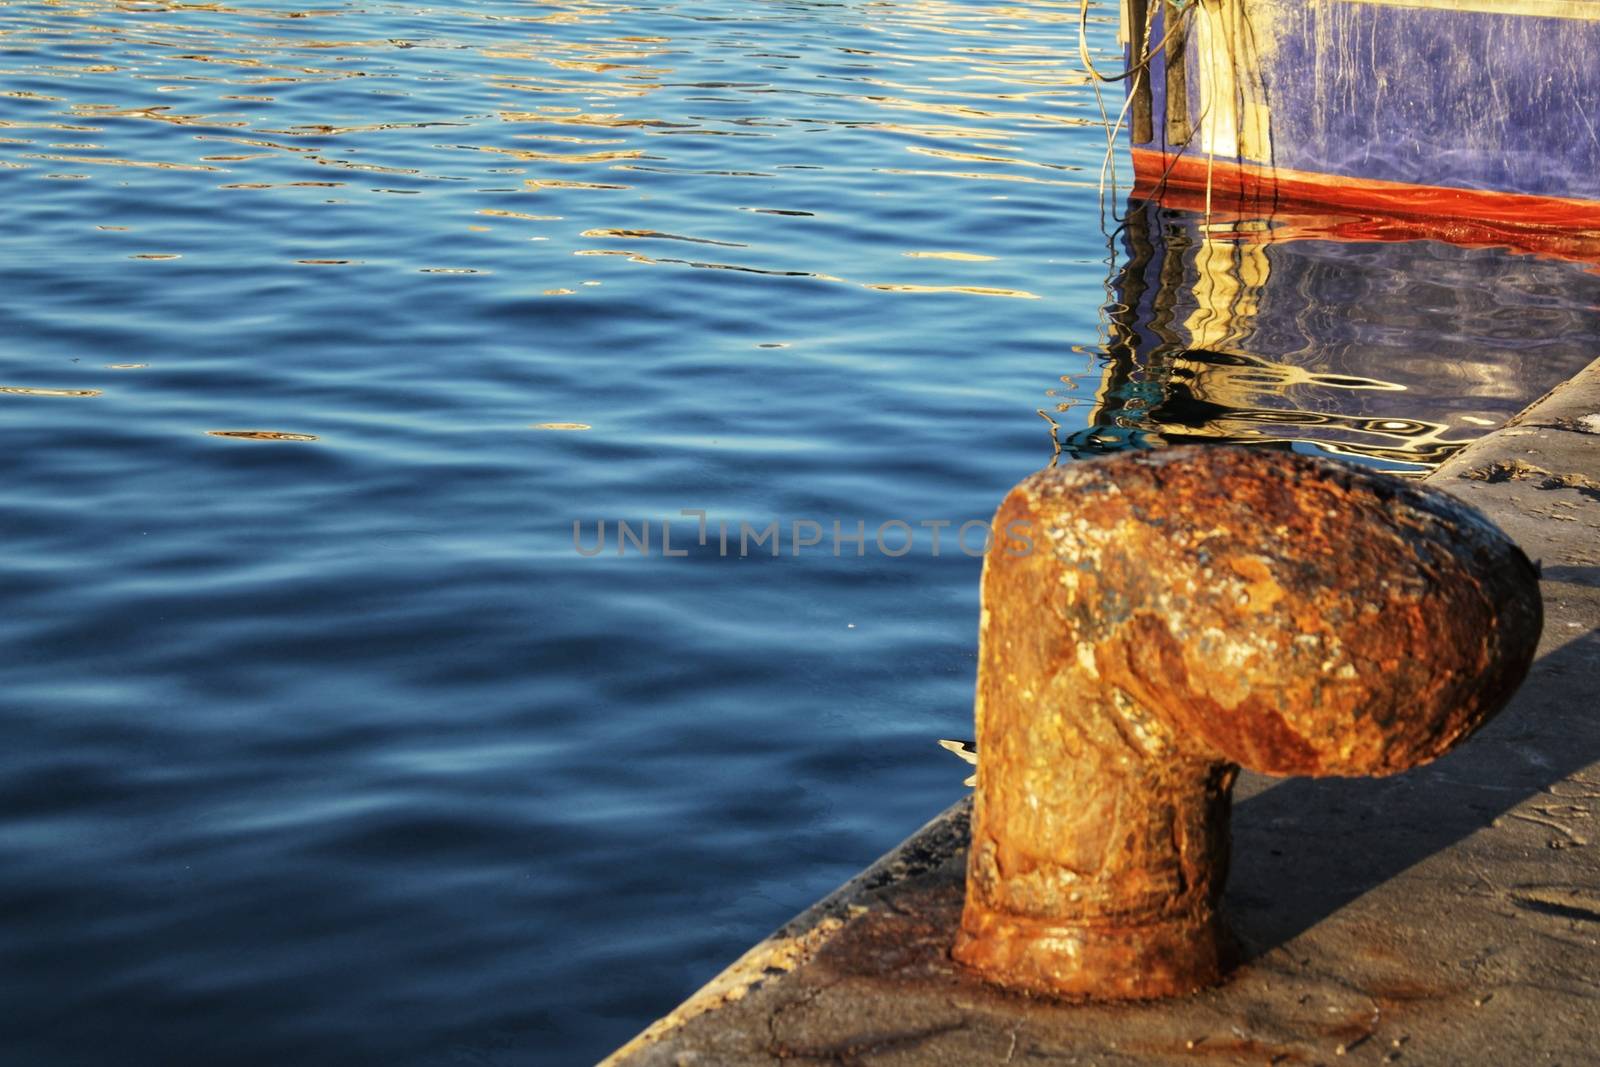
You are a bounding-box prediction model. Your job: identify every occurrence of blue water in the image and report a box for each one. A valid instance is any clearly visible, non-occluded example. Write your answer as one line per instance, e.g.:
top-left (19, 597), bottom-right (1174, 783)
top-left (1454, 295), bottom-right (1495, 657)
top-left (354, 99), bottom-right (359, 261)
top-left (2, 2), bottom-right (1596, 1064)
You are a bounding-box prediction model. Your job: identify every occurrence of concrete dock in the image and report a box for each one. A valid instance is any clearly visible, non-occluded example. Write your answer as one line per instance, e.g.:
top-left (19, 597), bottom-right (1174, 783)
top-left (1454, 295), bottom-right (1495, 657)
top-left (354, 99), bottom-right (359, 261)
top-left (605, 358), bottom-right (1600, 1067)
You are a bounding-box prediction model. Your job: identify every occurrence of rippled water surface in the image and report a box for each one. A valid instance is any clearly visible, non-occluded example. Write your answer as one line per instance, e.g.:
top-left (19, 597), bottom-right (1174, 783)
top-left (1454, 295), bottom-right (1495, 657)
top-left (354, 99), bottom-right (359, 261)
top-left (3, 2), bottom-right (1597, 1063)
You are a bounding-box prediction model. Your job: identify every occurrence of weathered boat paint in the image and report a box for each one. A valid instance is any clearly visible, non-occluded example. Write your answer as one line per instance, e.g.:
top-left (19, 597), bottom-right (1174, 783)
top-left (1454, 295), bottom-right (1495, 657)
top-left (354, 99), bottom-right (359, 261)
top-left (1131, 174), bottom-right (1600, 268)
top-left (1124, 0), bottom-right (1600, 237)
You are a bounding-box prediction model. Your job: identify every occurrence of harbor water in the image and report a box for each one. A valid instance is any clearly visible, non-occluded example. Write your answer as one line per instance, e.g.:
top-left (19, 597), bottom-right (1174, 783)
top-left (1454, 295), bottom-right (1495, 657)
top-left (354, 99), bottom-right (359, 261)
top-left (2, 1), bottom-right (1596, 1063)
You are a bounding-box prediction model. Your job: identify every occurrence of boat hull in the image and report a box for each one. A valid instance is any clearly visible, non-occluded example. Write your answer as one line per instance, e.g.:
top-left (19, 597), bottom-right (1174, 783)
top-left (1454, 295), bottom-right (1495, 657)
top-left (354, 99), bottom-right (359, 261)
top-left (1124, 0), bottom-right (1600, 236)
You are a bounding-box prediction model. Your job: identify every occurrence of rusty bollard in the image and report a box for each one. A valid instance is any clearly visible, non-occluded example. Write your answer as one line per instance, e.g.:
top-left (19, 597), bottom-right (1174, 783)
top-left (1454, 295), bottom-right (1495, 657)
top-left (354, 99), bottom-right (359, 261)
top-left (953, 446), bottom-right (1542, 1000)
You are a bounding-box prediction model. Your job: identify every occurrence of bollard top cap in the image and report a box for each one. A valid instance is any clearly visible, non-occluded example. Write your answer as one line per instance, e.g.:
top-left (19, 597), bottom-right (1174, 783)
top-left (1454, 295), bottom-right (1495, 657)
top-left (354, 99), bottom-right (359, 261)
top-left (996, 446), bottom-right (1542, 777)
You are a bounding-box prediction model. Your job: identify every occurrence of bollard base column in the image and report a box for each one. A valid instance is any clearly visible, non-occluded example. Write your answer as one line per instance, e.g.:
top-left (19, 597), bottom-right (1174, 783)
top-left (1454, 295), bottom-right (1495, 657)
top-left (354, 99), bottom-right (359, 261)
top-left (953, 906), bottom-right (1230, 1001)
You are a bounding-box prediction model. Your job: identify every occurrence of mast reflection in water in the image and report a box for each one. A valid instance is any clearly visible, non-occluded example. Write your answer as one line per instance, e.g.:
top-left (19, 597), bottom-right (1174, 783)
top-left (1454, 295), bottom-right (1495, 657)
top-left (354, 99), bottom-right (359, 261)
top-left (1065, 195), bottom-right (1600, 472)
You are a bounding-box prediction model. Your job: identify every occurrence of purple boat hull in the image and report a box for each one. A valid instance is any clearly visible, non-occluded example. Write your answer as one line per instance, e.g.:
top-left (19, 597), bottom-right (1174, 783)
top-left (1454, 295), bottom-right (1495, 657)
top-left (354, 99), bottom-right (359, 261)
top-left (1124, 0), bottom-right (1600, 244)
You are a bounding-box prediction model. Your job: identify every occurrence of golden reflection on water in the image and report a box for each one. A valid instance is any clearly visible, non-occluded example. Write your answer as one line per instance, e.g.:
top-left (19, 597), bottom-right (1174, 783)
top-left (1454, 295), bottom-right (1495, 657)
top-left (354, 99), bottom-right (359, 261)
top-left (1, 386), bottom-right (103, 397)
top-left (477, 209), bottom-right (561, 222)
top-left (0, 0), bottom-right (1087, 290)
top-left (568, 241), bottom-right (1044, 298)
top-left (874, 166), bottom-right (1096, 188)
top-left (524, 178), bottom-right (631, 191)
top-left (24, 153), bottom-right (220, 171)
top-left (4, 0), bottom-right (1550, 468)
top-left (205, 430), bottom-right (318, 441)
top-left (581, 228), bottom-right (745, 248)
top-left (1066, 197), bottom-right (1600, 471)
top-left (863, 282), bottom-right (1039, 299)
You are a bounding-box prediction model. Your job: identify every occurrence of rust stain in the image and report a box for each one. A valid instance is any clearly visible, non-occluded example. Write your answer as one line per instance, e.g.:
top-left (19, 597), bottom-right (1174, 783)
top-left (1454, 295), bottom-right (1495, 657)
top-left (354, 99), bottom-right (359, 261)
top-left (1129, 1035), bottom-right (1304, 1062)
top-left (954, 446), bottom-right (1543, 1000)
top-left (769, 1021), bottom-right (969, 1064)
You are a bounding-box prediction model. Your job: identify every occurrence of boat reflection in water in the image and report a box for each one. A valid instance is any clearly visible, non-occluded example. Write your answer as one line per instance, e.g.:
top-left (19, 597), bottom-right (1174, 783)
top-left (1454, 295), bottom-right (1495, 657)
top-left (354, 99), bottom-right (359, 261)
top-left (1064, 193), bottom-right (1600, 473)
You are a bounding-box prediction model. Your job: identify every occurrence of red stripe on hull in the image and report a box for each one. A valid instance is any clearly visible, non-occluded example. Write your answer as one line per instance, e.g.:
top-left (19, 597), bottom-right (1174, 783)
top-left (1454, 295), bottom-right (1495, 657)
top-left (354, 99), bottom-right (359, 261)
top-left (1132, 149), bottom-right (1600, 268)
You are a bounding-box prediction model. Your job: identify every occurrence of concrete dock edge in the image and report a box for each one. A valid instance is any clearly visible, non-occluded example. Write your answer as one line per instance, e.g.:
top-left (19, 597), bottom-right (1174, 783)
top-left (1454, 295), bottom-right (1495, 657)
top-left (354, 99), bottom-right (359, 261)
top-left (605, 357), bottom-right (1600, 1067)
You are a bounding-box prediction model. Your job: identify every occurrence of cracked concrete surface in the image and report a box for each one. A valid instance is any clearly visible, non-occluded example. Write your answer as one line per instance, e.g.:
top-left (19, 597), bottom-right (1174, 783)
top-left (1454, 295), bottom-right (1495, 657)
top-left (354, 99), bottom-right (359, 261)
top-left (604, 357), bottom-right (1600, 1067)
